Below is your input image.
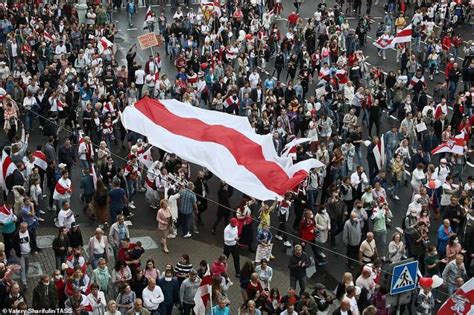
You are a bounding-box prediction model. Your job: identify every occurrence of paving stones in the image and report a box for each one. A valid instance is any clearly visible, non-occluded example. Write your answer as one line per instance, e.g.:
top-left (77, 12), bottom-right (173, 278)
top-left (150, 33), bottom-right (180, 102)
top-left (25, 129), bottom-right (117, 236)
top-left (12, 262), bottom-right (44, 280)
top-left (36, 235), bottom-right (55, 249)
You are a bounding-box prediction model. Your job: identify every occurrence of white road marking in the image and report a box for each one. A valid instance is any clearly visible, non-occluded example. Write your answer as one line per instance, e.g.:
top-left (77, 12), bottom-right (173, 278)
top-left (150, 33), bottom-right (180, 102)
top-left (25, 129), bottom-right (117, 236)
top-left (127, 28), bottom-right (138, 31)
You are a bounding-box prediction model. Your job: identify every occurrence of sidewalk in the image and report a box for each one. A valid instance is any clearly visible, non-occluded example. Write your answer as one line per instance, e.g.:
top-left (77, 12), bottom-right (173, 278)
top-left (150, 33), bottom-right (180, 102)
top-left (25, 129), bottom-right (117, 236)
top-left (19, 226), bottom-right (340, 313)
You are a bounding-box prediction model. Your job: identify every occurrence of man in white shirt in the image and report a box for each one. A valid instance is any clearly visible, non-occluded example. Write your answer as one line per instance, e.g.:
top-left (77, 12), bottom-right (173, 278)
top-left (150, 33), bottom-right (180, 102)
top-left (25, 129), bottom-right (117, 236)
top-left (355, 266), bottom-right (375, 301)
top-left (55, 40), bottom-right (68, 58)
top-left (435, 158), bottom-right (450, 183)
top-left (57, 201), bottom-right (76, 228)
top-left (78, 136), bottom-right (94, 169)
top-left (142, 278), bottom-right (164, 314)
top-left (280, 303), bottom-right (298, 315)
top-left (223, 217), bottom-right (240, 277)
top-left (53, 170), bottom-right (73, 210)
top-left (15, 222), bottom-right (33, 286)
top-left (135, 65), bottom-right (146, 99)
top-left (350, 166), bottom-right (369, 199)
top-left (248, 69), bottom-right (260, 89)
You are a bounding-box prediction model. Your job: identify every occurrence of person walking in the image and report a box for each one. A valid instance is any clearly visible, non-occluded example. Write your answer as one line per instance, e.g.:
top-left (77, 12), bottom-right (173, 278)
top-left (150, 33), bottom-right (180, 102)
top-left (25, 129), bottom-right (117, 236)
top-left (52, 227), bottom-right (69, 271)
top-left (223, 217), bottom-right (241, 277)
top-left (178, 182), bottom-right (198, 238)
top-left (14, 222), bottom-right (35, 287)
top-left (343, 211), bottom-right (362, 269)
top-left (109, 215), bottom-right (130, 260)
top-left (156, 199), bottom-right (172, 253)
top-left (288, 244), bottom-right (311, 296)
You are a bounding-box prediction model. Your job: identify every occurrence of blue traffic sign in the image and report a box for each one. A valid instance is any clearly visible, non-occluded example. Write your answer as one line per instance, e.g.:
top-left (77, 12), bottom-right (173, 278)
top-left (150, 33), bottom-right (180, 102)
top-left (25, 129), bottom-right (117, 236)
top-left (390, 260), bottom-right (419, 295)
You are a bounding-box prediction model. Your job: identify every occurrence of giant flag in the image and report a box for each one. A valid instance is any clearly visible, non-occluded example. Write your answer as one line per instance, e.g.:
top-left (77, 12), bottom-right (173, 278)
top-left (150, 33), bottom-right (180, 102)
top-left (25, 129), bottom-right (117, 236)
top-left (121, 97), bottom-right (323, 200)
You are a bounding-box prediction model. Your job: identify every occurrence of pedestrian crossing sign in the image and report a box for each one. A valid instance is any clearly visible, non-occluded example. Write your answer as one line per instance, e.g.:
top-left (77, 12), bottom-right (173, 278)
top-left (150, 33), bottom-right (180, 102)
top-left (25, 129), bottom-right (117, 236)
top-left (390, 260), bottom-right (419, 295)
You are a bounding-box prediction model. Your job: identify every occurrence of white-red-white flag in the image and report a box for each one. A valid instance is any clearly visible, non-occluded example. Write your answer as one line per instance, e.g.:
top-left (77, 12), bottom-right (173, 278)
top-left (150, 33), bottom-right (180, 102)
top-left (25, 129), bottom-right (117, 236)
top-left (0, 150), bottom-right (17, 191)
top-left (143, 6), bottom-right (154, 29)
top-left (121, 97), bottom-right (324, 200)
top-left (43, 31), bottom-right (55, 42)
top-left (437, 278), bottom-right (474, 315)
top-left (90, 163), bottom-right (98, 189)
top-left (281, 138), bottom-right (312, 159)
top-left (373, 24), bottom-right (412, 50)
top-left (97, 37), bottom-right (113, 55)
top-left (193, 266), bottom-right (212, 315)
top-left (431, 137), bottom-right (465, 155)
top-left (373, 135), bottom-right (385, 170)
top-left (138, 146), bottom-right (154, 169)
top-left (33, 151), bottom-right (47, 171)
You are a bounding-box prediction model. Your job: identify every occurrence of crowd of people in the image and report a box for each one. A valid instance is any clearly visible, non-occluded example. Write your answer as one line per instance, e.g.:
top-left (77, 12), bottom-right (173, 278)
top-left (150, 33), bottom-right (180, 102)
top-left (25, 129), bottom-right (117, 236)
top-left (0, 0), bottom-right (473, 314)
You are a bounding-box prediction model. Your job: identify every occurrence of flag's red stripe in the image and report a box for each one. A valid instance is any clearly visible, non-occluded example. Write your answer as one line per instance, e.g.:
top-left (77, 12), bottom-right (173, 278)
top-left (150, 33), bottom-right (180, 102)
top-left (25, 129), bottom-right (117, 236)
top-left (134, 98), bottom-right (307, 195)
top-left (395, 29), bottom-right (412, 38)
top-left (2, 154), bottom-right (12, 179)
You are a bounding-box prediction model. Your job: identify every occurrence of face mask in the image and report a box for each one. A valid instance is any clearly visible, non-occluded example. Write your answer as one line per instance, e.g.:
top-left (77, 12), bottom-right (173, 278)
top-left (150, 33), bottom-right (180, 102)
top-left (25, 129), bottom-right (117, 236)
top-left (43, 281), bottom-right (50, 286)
top-left (432, 251), bottom-right (438, 256)
top-left (453, 239), bottom-right (459, 244)
top-left (54, 275), bottom-right (62, 280)
top-left (321, 209), bottom-right (327, 214)
top-left (165, 277), bottom-right (172, 282)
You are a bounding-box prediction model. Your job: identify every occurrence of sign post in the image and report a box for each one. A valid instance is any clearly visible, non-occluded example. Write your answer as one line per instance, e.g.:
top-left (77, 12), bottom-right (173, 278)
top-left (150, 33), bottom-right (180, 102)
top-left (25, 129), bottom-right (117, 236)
top-left (388, 259), bottom-right (419, 314)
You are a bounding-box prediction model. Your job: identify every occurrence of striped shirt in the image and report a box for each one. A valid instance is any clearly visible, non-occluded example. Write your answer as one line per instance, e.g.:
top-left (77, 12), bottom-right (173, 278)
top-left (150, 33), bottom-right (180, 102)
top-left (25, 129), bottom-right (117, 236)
top-left (174, 262), bottom-right (193, 278)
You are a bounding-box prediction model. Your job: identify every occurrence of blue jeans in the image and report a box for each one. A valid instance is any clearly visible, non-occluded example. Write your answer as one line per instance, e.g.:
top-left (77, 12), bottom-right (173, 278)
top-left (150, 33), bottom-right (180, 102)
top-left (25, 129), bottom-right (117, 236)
top-left (20, 254), bottom-right (30, 285)
top-left (179, 212), bottom-right (192, 236)
top-left (127, 179), bottom-right (138, 203)
top-left (290, 276), bottom-right (306, 296)
top-left (307, 189), bottom-right (319, 213)
top-left (448, 80), bottom-right (458, 101)
top-left (24, 111), bottom-right (34, 132)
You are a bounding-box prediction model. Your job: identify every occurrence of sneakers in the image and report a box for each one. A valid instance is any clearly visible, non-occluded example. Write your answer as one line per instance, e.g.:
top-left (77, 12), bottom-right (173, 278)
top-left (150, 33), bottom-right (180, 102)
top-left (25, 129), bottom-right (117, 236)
top-left (128, 202), bottom-right (136, 209)
top-left (37, 218), bottom-right (45, 222)
top-left (126, 212), bottom-right (135, 218)
top-left (394, 195), bottom-right (400, 200)
top-left (283, 241), bottom-right (292, 247)
top-left (167, 234), bottom-right (176, 239)
top-left (183, 233), bottom-right (192, 238)
top-left (274, 235), bottom-right (283, 241)
top-left (320, 252), bottom-right (327, 259)
top-left (139, 187), bottom-right (146, 192)
top-left (39, 210), bottom-right (46, 215)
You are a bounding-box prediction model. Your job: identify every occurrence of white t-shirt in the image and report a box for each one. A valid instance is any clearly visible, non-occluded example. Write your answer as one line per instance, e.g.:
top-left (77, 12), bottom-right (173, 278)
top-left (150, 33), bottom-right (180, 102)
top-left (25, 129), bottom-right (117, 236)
top-left (135, 69), bottom-right (146, 85)
top-left (57, 209), bottom-right (75, 228)
top-left (19, 230), bottom-right (31, 255)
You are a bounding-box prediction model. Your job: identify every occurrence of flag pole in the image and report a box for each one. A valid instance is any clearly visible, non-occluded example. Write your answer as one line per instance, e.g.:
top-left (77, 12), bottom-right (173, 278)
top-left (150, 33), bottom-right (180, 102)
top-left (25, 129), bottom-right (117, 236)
top-left (209, 282), bottom-right (213, 315)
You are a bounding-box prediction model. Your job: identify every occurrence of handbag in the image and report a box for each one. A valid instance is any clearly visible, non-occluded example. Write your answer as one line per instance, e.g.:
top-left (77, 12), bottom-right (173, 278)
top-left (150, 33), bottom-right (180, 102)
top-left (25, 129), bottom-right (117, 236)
top-left (440, 188), bottom-right (451, 206)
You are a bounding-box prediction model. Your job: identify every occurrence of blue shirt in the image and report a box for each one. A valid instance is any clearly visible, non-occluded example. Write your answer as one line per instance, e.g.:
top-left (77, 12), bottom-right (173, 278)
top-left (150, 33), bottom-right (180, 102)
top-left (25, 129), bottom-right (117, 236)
top-left (212, 306), bottom-right (230, 315)
top-left (109, 187), bottom-right (126, 211)
top-left (21, 206), bottom-right (36, 227)
top-left (437, 224), bottom-right (452, 254)
top-left (127, 2), bottom-right (136, 14)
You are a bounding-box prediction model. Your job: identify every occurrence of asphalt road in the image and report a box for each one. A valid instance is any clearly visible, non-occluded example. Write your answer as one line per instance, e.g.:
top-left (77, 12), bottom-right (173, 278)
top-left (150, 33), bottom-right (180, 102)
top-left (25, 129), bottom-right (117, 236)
top-left (5, 0), bottom-right (473, 307)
